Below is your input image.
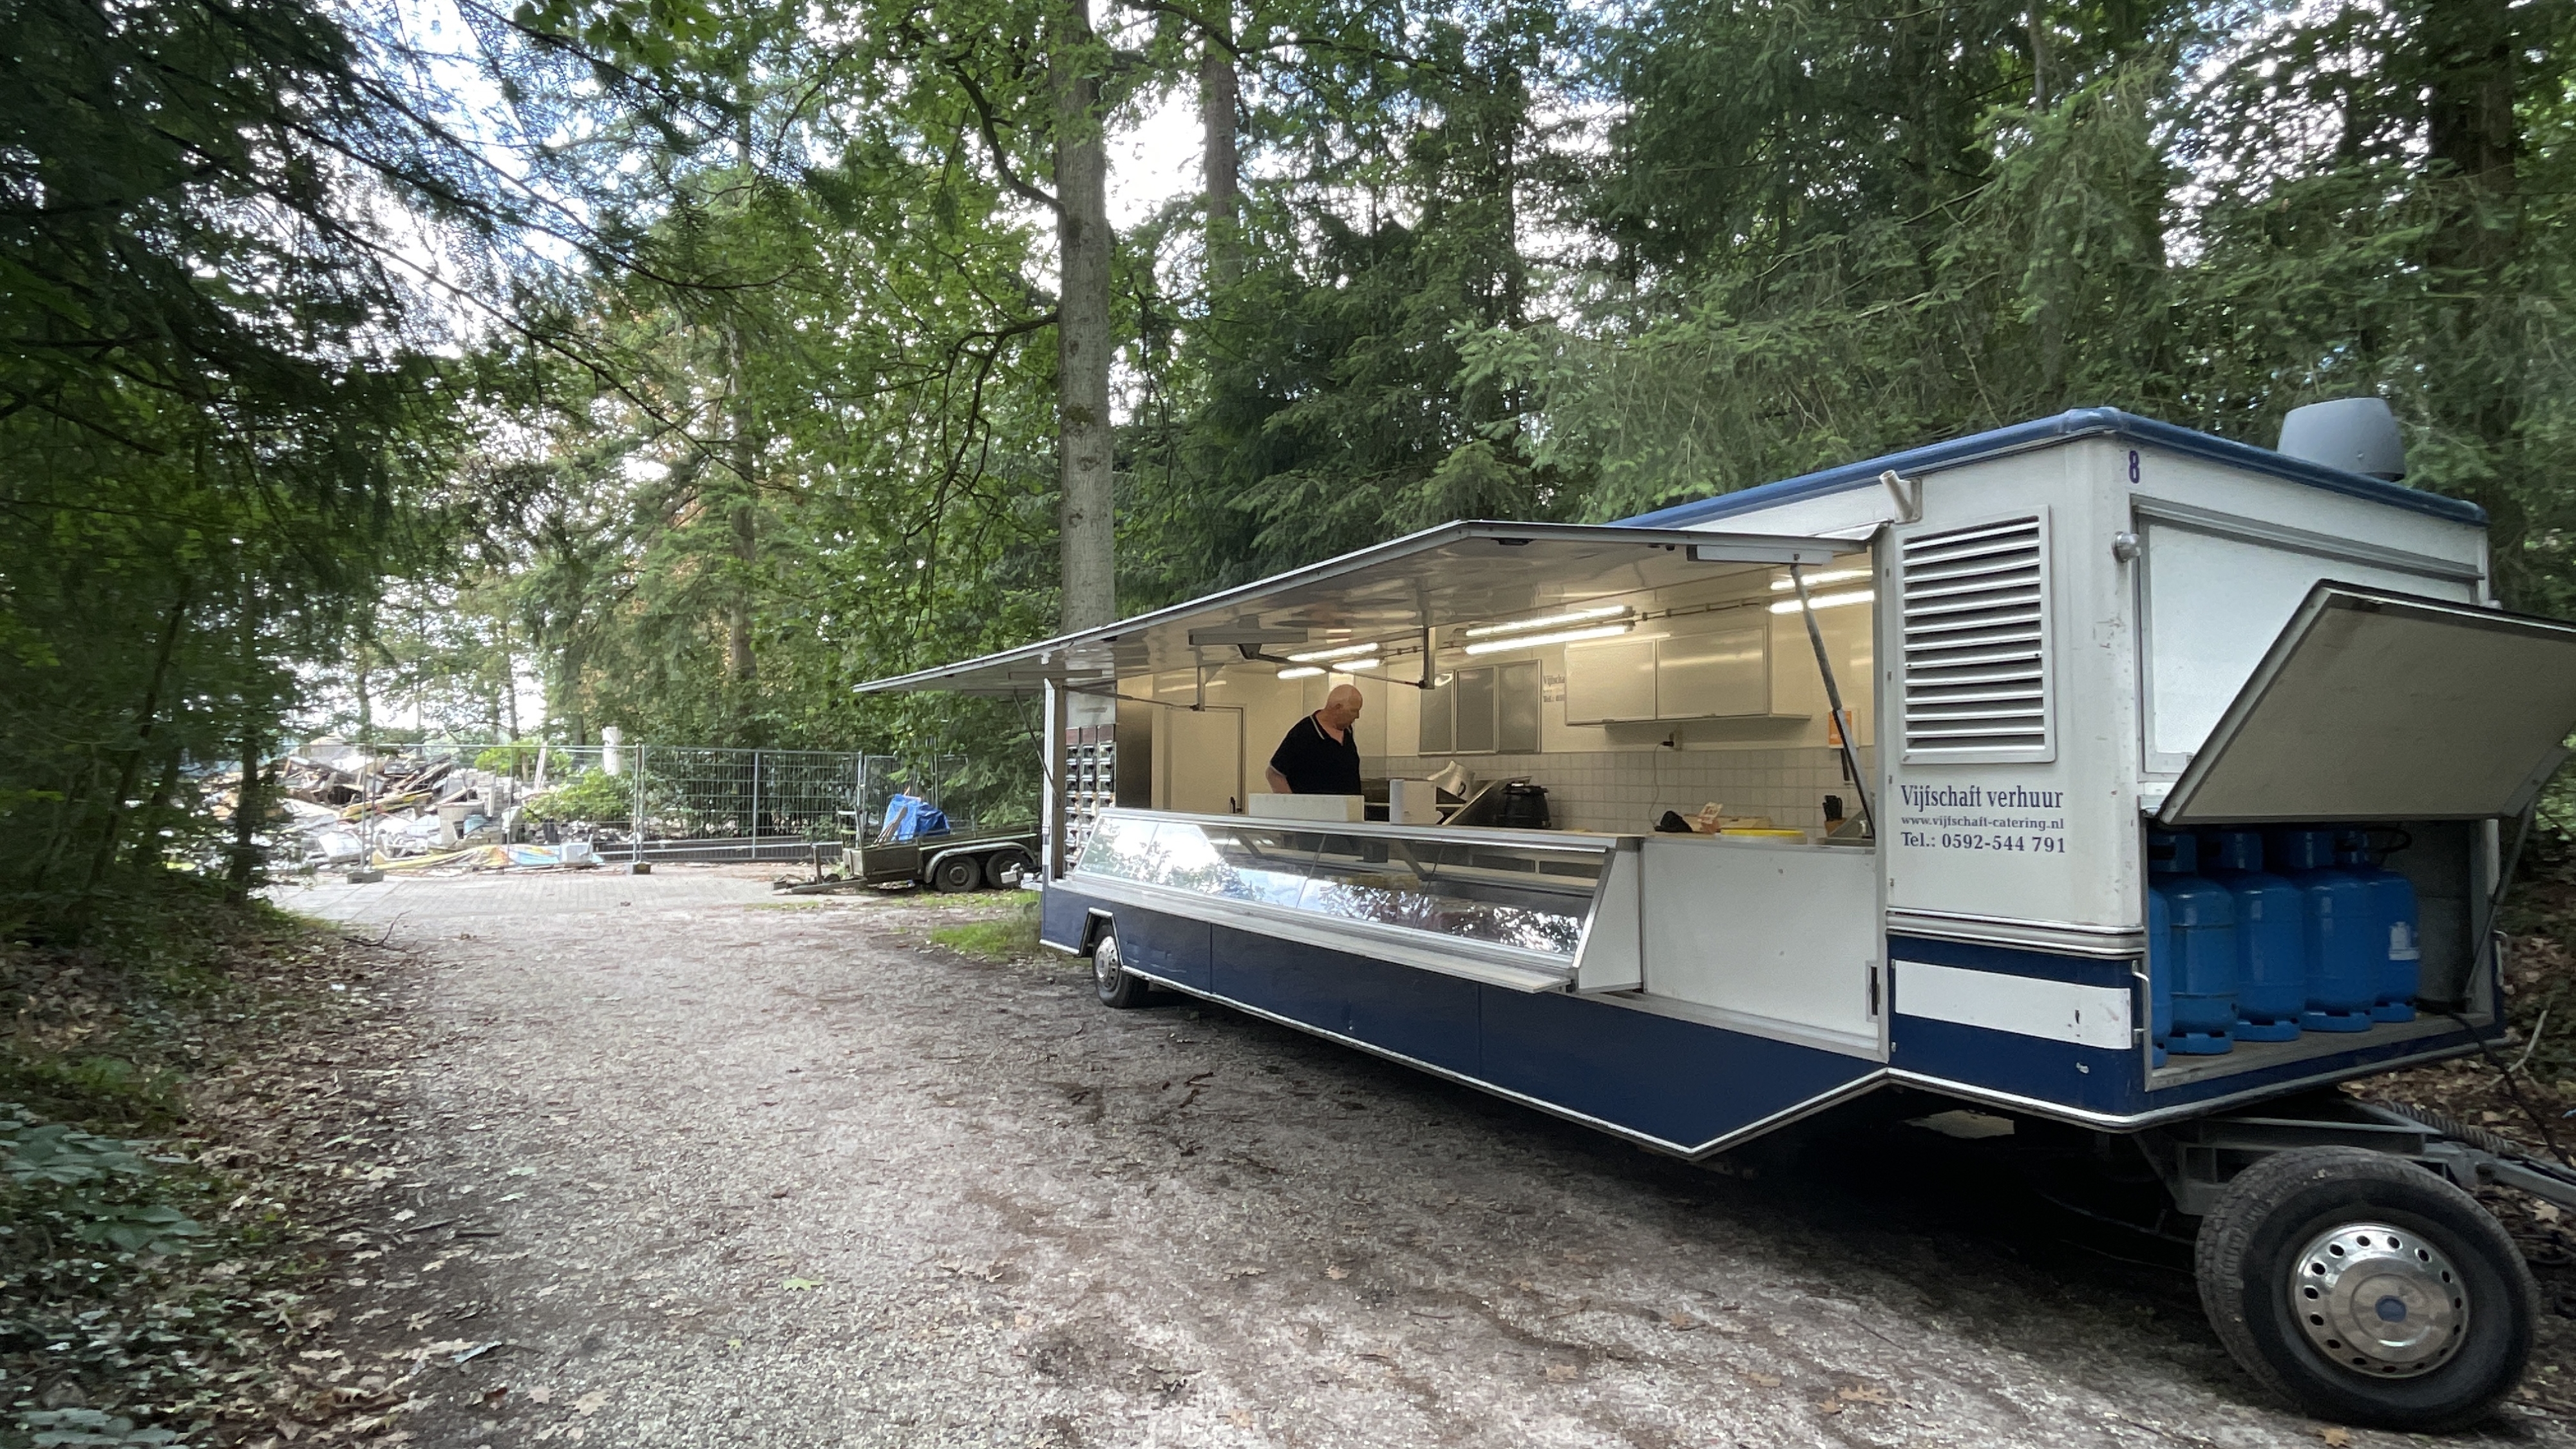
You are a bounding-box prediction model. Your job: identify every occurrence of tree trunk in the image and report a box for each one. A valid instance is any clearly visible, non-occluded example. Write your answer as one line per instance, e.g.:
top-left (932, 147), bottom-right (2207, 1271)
top-left (86, 580), bottom-right (191, 890)
top-left (1054, 0), bottom-right (1117, 633)
top-left (1200, 8), bottom-right (1241, 290)
top-left (225, 596), bottom-right (264, 905)
top-left (2416, 0), bottom-right (2524, 596)
top-left (133, 751), bottom-right (184, 873)
top-left (723, 324), bottom-right (759, 687)
top-left (556, 637), bottom-right (591, 747)
top-left (2027, 3), bottom-right (2051, 110)
top-left (2421, 0), bottom-right (2517, 272)
top-left (225, 727), bottom-right (265, 905)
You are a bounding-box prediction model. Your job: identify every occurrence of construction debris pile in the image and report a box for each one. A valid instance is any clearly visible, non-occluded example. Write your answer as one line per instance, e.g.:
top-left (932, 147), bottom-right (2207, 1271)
top-left (270, 738), bottom-right (597, 876)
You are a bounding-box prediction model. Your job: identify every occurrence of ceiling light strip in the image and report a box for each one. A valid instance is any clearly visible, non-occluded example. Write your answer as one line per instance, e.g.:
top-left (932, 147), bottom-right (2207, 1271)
top-left (1283, 641), bottom-right (1381, 663)
top-left (1768, 589), bottom-right (1876, 616)
top-left (1768, 567), bottom-right (1872, 592)
top-left (1460, 621), bottom-right (1634, 656)
top-left (1459, 603), bottom-right (1631, 638)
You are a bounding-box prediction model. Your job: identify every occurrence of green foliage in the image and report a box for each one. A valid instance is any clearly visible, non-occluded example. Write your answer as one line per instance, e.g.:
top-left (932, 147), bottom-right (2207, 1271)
top-left (53, 0), bottom-right (2548, 837)
top-left (0, 0), bottom-right (471, 928)
top-left (20, 1409), bottom-right (184, 1447)
top-left (522, 768), bottom-right (638, 824)
top-left (0, 1111), bottom-right (206, 1256)
top-left (473, 742), bottom-right (543, 777)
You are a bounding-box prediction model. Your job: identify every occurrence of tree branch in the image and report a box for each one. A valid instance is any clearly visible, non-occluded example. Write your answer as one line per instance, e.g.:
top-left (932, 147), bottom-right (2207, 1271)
top-left (945, 59), bottom-right (1063, 217)
top-left (1113, 0), bottom-right (1239, 57)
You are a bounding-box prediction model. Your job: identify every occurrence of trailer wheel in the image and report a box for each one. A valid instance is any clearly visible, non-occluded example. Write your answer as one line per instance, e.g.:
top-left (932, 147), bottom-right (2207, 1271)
top-left (929, 853), bottom-right (983, 893)
top-left (1091, 930), bottom-right (1151, 1009)
top-left (983, 848), bottom-right (1034, 890)
top-left (2195, 1146), bottom-right (2534, 1432)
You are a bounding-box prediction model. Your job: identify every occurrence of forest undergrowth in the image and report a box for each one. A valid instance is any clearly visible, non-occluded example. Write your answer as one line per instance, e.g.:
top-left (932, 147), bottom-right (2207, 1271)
top-left (2371, 839), bottom-right (2576, 1416)
top-left (1, 882), bottom-right (416, 1448)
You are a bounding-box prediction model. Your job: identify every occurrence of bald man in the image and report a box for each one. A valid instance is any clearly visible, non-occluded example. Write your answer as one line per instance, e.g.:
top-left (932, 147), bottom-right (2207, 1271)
top-left (1265, 683), bottom-right (1365, 796)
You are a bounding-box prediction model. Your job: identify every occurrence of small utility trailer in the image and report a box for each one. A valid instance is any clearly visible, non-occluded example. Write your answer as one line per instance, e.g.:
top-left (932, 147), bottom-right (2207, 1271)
top-left (842, 821), bottom-right (1040, 893)
top-left (859, 404), bottom-right (2576, 1430)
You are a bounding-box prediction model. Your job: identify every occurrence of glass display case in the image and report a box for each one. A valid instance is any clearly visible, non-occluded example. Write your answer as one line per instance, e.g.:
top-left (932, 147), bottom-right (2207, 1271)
top-left (1072, 810), bottom-right (1614, 967)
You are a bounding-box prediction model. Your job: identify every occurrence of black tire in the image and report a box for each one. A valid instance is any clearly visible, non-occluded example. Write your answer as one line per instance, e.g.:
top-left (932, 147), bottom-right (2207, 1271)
top-left (928, 853), bottom-right (983, 893)
top-left (2195, 1146), bottom-right (2535, 1432)
top-left (1091, 930), bottom-right (1151, 1009)
top-left (983, 848), bottom-right (1034, 890)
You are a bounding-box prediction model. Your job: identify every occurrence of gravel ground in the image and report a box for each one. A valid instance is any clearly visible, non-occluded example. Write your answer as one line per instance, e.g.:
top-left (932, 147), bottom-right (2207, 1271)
top-left (270, 866), bottom-right (2576, 1449)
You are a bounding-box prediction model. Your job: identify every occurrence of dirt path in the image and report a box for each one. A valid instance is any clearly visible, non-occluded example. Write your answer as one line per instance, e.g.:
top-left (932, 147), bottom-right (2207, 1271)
top-left (274, 867), bottom-right (2575, 1448)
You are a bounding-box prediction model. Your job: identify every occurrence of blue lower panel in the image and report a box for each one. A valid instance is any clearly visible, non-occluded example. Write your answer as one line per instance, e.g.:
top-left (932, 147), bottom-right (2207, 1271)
top-left (1039, 886), bottom-right (1094, 951)
top-left (1050, 887), bottom-right (1877, 1153)
top-left (1895, 1016), bottom-right (2137, 1115)
top-left (1212, 925), bottom-right (1481, 1076)
top-left (1479, 989), bottom-right (1877, 1150)
top-left (1124, 914), bottom-right (1212, 992)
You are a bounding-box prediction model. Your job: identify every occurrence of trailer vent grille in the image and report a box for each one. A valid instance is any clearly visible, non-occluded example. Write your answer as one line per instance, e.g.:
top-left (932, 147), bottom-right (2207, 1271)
top-left (1900, 514), bottom-right (2052, 761)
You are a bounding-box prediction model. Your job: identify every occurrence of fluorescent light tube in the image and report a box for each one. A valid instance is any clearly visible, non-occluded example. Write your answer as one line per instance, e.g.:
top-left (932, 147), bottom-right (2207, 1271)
top-left (1283, 641), bottom-right (1381, 663)
top-left (1335, 658), bottom-right (1383, 671)
top-left (1460, 603), bottom-right (1631, 638)
top-left (1768, 567), bottom-right (1872, 591)
top-left (1276, 665), bottom-right (1325, 679)
top-left (1461, 621), bottom-right (1634, 655)
top-left (1768, 589), bottom-right (1876, 614)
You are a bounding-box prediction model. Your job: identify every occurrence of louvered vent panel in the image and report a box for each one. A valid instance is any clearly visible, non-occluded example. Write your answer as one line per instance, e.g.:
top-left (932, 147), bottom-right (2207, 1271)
top-left (1901, 515), bottom-right (2050, 757)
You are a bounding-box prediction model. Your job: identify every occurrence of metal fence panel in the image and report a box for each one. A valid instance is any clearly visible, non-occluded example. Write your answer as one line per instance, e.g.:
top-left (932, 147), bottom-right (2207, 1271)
top-left (337, 740), bottom-right (1017, 864)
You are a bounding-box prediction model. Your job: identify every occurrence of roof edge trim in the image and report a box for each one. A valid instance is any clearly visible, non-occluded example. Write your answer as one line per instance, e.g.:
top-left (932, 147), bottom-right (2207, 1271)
top-left (1615, 407), bottom-right (2486, 530)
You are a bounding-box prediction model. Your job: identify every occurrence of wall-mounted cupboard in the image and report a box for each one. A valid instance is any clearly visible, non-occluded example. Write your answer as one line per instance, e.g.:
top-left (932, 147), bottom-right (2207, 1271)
top-left (1564, 611), bottom-right (1792, 724)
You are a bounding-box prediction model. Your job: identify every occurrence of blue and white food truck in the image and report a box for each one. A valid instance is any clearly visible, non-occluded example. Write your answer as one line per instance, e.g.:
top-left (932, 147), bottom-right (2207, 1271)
top-left (860, 404), bottom-right (2576, 1429)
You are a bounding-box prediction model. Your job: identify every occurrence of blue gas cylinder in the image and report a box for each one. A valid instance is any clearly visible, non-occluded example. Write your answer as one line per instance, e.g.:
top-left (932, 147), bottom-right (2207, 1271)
top-left (2202, 830), bottom-right (2304, 1043)
top-left (2270, 828), bottom-right (2376, 1032)
top-left (2148, 885), bottom-right (2174, 1066)
top-left (2338, 829), bottom-right (2421, 1023)
top-left (2148, 831), bottom-right (2235, 1054)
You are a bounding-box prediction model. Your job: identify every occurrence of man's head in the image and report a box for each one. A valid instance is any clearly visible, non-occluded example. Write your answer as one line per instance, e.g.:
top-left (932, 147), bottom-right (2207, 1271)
top-left (1320, 683), bottom-right (1365, 730)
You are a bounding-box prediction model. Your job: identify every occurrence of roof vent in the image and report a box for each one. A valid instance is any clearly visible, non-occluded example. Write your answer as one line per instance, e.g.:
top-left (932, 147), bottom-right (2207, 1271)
top-left (2278, 397), bottom-right (2405, 480)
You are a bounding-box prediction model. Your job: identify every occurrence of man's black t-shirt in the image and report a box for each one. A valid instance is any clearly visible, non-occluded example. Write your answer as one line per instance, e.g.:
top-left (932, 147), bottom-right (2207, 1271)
top-left (1269, 714), bottom-right (1363, 795)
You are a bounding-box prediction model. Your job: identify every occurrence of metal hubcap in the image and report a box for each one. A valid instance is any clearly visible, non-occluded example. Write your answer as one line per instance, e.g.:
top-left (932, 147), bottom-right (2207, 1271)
top-left (1094, 938), bottom-right (1122, 993)
top-left (2288, 1221), bottom-right (2467, 1378)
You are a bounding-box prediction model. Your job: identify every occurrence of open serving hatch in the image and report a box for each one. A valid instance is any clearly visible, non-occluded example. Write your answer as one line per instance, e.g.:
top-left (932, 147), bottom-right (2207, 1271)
top-left (2158, 583), bottom-right (2576, 826)
top-left (854, 520), bottom-right (1859, 697)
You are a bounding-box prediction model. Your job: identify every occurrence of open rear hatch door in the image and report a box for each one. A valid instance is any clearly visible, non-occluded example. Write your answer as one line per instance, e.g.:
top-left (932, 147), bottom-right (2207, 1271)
top-left (2157, 583), bottom-right (2576, 826)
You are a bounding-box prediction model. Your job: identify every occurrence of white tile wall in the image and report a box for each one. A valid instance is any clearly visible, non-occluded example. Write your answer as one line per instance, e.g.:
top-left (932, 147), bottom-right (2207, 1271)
top-left (1368, 746), bottom-right (1879, 835)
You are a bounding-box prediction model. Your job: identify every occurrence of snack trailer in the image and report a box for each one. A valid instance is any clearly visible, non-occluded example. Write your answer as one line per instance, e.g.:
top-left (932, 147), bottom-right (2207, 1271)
top-left (859, 405), bottom-right (2576, 1429)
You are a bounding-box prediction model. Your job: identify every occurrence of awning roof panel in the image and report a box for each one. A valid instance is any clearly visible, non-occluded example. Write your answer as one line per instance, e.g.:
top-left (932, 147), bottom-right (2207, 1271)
top-left (857, 521), bottom-right (1858, 697)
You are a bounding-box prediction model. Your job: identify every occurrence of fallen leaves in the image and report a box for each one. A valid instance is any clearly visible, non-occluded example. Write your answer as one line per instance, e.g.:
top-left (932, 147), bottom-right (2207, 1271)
top-left (571, 1389), bottom-right (608, 1416)
top-left (781, 1278), bottom-right (822, 1291)
top-left (1323, 1264), bottom-right (1348, 1280)
top-left (2316, 1429), bottom-right (2353, 1448)
top-left (1743, 1371), bottom-right (1783, 1388)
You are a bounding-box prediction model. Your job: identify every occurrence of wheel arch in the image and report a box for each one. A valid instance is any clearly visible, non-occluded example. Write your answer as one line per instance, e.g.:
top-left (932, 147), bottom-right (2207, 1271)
top-left (1077, 907), bottom-right (1114, 958)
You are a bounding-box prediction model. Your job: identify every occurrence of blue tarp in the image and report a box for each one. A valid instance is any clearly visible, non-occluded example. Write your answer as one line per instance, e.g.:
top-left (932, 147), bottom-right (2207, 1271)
top-left (878, 793), bottom-right (951, 842)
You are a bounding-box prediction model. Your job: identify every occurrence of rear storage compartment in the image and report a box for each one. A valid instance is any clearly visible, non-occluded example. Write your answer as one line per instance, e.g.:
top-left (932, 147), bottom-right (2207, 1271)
top-left (2143, 817), bottom-right (2488, 1082)
top-left (2141, 582), bottom-right (2576, 1084)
